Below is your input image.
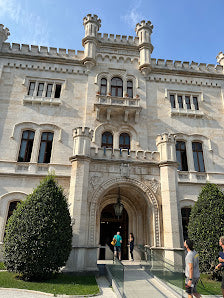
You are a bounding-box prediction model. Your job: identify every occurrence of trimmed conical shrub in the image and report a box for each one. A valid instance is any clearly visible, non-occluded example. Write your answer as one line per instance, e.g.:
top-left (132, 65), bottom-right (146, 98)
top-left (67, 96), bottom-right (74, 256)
top-left (4, 175), bottom-right (72, 280)
top-left (188, 183), bottom-right (224, 272)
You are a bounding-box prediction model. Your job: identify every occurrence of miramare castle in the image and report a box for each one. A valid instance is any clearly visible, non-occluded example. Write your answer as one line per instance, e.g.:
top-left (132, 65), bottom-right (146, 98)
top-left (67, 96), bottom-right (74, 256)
top-left (0, 14), bottom-right (224, 272)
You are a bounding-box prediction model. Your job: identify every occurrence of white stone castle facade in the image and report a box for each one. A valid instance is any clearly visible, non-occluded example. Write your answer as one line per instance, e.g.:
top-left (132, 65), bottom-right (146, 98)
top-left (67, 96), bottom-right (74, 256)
top-left (0, 14), bottom-right (224, 271)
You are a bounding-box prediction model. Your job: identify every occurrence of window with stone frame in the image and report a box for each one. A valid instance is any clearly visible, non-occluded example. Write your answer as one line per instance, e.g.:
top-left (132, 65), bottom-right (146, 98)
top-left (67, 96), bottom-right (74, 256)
top-left (111, 77), bottom-right (123, 97)
top-left (38, 132), bottom-right (54, 163)
top-left (119, 133), bottom-right (130, 150)
top-left (176, 141), bottom-right (188, 171)
top-left (101, 131), bottom-right (113, 148)
top-left (100, 78), bottom-right (107, 95)
top-left (192, 142), bottom-right (205, 172)
top-left (27, 81), bottom-right (62, 98)
top-left (18, 130), bottom-right (35, 162)
top-left (169, 92), bottom-right (200, 111)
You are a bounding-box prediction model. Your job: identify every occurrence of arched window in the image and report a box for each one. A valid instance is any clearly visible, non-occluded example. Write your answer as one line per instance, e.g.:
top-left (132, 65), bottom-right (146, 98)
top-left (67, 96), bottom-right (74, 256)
top-left (192, 142), bottom-right (205, 172)
top-left (119, 133), bottom-right (130, 150)
top-left (101, 131), bottom-right (113, 148)
top-left (127, 80), bottom-right (133, 98)
top-left (6, 201), bottom-right (20, 222)
top-left (181, 207), bottom-right (191, 240)
top-left (38, 132), bottom-right (54, 163)
top-left (18, 130), bottom-right (35, 162)
top-left (111, 77), bottom-right (123, 97)
top-left (100, 78), bottom-right (107, 95)
top-left (176, 141), bottom-right (188, 171)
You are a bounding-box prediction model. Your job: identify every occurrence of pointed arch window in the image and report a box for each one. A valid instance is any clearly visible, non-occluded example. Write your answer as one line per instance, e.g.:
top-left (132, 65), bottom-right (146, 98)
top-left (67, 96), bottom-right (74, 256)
top-left (101, 131), bottom-right (113, 148)
top-left (176, 141), bottom-right (188, 171)
top-left (100, 78), bottom-right (107, 95)
top-left (18, 130), bottom-right (35, 162)
top-left (192, 142), bottom-right (205, 172)
top-left (6, 201), bottom-right (21, 222)
top-left (119, 133), bottom-right (130, 150)
top-left (111, 77), bottom-right (123, 97)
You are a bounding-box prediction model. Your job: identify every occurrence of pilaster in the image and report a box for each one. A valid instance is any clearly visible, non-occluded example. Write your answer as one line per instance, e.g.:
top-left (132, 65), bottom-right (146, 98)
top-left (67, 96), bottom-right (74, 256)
top-left (156, 133), bottom-right (182, 261)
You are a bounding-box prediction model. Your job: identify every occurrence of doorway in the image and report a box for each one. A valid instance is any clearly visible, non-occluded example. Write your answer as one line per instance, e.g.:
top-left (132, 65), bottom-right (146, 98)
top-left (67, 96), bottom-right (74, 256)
top-left (99, 204), bottom-right (129, 260)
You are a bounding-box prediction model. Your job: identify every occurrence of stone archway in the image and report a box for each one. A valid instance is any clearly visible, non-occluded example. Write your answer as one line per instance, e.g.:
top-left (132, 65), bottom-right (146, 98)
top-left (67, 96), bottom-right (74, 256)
top-left (88, 177), bottom-right (160, 248)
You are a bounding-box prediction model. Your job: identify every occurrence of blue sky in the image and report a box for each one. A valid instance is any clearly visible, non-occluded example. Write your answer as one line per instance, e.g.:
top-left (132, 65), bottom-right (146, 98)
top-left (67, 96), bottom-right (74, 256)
top-left (0, 0), bottom-right (224, 64)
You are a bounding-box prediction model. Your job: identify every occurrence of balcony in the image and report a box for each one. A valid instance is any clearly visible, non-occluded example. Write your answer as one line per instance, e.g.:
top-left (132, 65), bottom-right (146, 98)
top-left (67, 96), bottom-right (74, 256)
top-left (94, 94), bottom-right (142, 123)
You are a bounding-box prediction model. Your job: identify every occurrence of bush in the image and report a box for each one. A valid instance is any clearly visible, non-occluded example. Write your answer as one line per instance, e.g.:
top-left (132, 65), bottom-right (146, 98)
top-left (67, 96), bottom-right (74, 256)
top-left (4, 175), bottom-right (72, 280)
top-left (188, 183), bottom-right (224, 272)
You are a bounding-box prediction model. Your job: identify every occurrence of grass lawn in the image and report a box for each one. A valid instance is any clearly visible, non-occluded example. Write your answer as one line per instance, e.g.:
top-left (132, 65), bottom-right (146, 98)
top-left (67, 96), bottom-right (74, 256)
top-left (150, 270), bottom-right (222, 295)
top-left (0, 271), bottom-right (99, 295)
top-left (196, 274), bottom-right (222, 295)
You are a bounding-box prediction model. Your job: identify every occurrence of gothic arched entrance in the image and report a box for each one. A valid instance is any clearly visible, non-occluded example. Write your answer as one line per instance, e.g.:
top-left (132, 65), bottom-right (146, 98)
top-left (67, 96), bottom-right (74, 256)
top-left (99, 204), bottom-right (129, 260)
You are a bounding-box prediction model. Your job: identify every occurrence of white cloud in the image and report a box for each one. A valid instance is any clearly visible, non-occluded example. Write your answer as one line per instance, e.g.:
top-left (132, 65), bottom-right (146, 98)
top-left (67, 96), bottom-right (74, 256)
top-left (0, 0), bottom-right (49, 46)
top-left (122, 0), bottom-right (146, 28)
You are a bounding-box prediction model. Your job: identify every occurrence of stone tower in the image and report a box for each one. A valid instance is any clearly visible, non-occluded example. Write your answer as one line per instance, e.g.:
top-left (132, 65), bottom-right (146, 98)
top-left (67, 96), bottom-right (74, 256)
top-left (135, 20), bottom-right (154, 75)
top-left (156, 133), bottom-right (182, 263)
top-left (0, 24), bottom-right (10, 50)
top-left (82, 14), bottom-right (101, 68)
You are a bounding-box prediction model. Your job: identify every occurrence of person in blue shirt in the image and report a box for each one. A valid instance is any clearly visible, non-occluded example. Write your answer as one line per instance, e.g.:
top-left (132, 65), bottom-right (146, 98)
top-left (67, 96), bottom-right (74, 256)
top-left (215, 236), bottom-right (224, 297)
top-left (113, 231), bottom-right (122, 261)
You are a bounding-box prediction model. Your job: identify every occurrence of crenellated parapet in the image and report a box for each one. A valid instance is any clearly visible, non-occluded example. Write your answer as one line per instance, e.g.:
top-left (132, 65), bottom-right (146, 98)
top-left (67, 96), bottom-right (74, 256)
top-left (72, 127), bottom-right (93, 156)
top-left (150, 58), bottom-right (223, 74)
top-left (97, 33), bottom-right (139, 46)
top-left (1, 42), bottom-right (84, 60)
top-left (90, 147), bottom-right (160, 163)
top-left (156, 133), bottom-right (176, 164)
top-left (0, 24), bottom-right (10, 49)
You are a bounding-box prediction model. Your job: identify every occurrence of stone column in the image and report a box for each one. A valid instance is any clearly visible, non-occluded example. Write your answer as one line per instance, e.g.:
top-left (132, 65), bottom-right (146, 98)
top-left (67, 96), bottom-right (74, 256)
top-left (66, 127), bottom-right (97, 272)
top-left (156, 133), bottom-right (182, 264)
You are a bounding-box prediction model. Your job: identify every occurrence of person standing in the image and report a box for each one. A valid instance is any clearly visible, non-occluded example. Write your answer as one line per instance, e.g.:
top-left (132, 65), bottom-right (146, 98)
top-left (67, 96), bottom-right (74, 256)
top-left (184, 239), bottom-right (202, 298)
top-left (113, 231), bottom-right (122, 261)
top-left (129, 233), bottom-right (134, 261)
top-left (215, 236), bottom-right (224, 297)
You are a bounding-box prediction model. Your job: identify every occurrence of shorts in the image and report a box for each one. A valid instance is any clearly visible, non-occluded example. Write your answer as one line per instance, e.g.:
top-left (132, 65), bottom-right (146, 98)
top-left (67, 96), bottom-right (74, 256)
top-left (114, 246), bottom-right (121, 253)
top-left (221, 274), bottom-right (224, 289)
top-left (185, 277), bottom-right (199, 294)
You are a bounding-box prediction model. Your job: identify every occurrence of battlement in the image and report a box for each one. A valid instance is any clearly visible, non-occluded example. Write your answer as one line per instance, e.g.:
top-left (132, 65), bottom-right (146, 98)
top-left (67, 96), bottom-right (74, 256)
top-left (83, 14), bottom-right (101, 28)
top-left (150, 58), bottom-right (223, 74)
top-left (156, 133), bottom-right (176, 146)
top-left (0, 24), bottom-right (10, 48)
top-left (1, 42), bottom-right (84, 60)
top-left (135, 20), bottom-right (153, 34)
top-left (97, 32), bottom-right (139, 46)
top-left (73, 127), bottom-right (93, 139)
top-left (90, 147), bottom-right (160, 162)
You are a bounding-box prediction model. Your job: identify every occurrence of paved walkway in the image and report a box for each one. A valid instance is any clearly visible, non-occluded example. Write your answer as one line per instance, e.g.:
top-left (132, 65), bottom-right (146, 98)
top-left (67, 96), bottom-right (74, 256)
top-left (0, 275), bottom-right (116, 298)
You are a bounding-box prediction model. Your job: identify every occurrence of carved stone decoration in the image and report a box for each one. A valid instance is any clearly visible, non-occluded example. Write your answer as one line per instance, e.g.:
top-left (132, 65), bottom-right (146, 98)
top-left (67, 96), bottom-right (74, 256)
top-left (88, 175), bottom-right (102, 192)
top-left (149, 178), bottom-right (160, 194)
top-left (88, 177), bottom-right (161, 247)
top-left (120, 163), bottom-right (130, 178)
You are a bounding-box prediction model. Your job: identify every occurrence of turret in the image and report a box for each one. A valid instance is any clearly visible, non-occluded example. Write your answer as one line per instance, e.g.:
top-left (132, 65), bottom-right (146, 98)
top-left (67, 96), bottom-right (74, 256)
top-left (72, 127), bottom-right (93, 156)
top-left (217, 52), bottom-right (224, 68)
top-left (82, 14), bottom-right (101, 68)
top-left (135, 20), bottom-right (154, 75)
top-left (0, 24), bottom-right (10, 50)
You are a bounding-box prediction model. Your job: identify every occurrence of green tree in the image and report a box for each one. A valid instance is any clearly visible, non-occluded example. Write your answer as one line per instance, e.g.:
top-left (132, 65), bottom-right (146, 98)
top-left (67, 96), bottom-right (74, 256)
top-left (4, 175), bottom-right (72, 280)
top-left (188, 183), bottom-right (224, 272)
